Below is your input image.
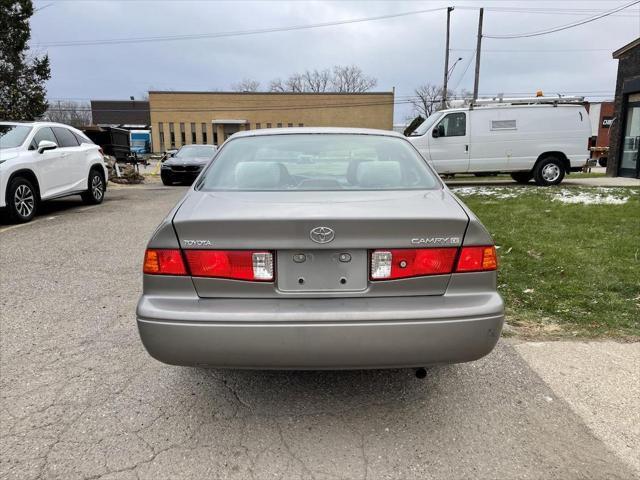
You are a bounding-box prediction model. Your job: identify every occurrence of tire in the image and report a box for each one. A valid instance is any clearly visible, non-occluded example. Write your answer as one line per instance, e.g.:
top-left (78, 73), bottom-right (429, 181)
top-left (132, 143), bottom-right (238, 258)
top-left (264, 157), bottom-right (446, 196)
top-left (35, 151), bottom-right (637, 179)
top-left (81, 168), bottom-right (105, 204)
top-left (533, 156), bottom-right (565, 186)
top-left (510, 172), bottom-right (532, 184)
top-left (598, 157), bottom-right (608, 168)
top-left (6, 177), bottom-right (38, 223)
top-left (161, 174), bottom-right (173, 186)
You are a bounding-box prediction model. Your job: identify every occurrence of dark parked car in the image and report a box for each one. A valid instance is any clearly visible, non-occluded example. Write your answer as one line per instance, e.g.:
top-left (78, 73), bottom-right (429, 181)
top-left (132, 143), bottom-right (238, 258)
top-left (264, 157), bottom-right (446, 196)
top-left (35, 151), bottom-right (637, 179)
top-left (161, 145), bottom-right (217, 185)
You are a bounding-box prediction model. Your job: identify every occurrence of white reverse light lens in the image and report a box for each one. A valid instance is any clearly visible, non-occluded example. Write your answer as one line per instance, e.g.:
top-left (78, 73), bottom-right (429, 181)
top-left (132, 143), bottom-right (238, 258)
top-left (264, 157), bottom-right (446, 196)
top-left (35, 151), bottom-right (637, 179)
top-left (371, 251), bottom-right (392, 279)
top-left (252, 252), bottom-right (274, 280)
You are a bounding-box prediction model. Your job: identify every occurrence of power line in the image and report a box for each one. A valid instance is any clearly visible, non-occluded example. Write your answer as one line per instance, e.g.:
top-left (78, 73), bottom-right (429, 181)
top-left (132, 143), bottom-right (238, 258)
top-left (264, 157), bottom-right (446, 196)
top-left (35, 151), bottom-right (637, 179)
top-left (35, 6), bottom-right (445, 47)
top-left (483, 0), bottom-right (640, 39)
top-left (452, 48), bottom-right (614, 53)
top-left (476, 6), bottom-right (639, 17)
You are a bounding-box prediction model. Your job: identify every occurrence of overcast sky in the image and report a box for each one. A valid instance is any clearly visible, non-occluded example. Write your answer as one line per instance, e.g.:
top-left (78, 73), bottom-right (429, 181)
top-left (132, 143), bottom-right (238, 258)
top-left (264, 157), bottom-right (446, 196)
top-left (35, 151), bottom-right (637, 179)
top-left (30, 0), bottom-right (640, 122)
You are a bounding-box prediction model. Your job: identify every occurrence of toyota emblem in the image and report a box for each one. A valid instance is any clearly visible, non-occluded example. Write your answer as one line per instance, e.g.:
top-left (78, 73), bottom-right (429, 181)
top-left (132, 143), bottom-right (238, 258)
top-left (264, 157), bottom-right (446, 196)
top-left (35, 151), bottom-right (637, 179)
top-left (310, 226), bottom-right (335, 244)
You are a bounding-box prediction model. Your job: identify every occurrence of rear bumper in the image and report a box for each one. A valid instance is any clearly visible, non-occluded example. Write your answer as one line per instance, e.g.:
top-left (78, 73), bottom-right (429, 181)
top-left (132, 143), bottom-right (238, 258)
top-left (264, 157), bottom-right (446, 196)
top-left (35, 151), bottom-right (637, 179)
top-left (136, 293), bottom-right (504, 369)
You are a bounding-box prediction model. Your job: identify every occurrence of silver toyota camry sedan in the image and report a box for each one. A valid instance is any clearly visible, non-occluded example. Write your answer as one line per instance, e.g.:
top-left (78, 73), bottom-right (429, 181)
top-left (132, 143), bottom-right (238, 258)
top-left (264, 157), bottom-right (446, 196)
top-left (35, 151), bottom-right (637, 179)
top-left (137, 128), bottom-right (504, 369)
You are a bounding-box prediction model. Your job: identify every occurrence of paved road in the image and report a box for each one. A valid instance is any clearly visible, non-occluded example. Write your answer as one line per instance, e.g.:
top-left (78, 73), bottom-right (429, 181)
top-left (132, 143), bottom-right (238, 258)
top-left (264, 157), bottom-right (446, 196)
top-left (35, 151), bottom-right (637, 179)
top-left (1, 185), bottom-right (637, 480)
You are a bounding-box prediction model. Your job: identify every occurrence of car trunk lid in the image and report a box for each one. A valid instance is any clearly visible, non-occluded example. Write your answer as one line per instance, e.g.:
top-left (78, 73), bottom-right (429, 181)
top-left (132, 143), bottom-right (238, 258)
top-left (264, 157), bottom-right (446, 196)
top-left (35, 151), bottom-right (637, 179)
top-left (172, 189), bottom-right (469, 297)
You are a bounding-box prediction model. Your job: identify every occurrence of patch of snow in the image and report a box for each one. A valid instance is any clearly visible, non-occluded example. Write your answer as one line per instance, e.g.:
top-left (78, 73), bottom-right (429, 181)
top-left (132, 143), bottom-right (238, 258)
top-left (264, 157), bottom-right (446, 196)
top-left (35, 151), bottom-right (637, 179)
top-left (552, 190), bottom-right (629, 205)
top-left (449, 186), bottom-right (525, 199)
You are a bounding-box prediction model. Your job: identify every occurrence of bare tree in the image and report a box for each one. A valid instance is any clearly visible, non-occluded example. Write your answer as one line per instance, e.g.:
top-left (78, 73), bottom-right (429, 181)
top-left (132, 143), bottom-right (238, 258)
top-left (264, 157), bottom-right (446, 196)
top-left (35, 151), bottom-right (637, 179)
top-left (45, 100), bottom-right (92, 127)
top-left (301, 68), bottom-right (332, 93)
top-left (412, 84), bottom-right (472, 118)
top-left (330, 65), bottom-right (377, 93)
top-left (268, 78), bottom-right (286, 92)
top-left (268, 65), bottom-right (377, 93)
top-left (411, 84), bottom-right (448, 118)
top-left (231, 78), bottom-right (260, 92)
top-left (268, 74), bottom-right (304, 92)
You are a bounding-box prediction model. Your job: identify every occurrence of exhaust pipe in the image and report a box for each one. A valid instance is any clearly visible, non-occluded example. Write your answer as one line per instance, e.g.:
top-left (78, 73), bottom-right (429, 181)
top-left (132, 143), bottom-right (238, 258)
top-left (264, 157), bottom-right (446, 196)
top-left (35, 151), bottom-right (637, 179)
top-left (415, 367), bottom-right (427, 379)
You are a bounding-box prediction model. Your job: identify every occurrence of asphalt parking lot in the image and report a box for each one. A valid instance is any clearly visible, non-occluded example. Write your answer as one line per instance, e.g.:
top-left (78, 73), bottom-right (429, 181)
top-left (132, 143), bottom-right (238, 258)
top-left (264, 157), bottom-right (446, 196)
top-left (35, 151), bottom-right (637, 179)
top-left (1, 184), bottom-right (638, 480)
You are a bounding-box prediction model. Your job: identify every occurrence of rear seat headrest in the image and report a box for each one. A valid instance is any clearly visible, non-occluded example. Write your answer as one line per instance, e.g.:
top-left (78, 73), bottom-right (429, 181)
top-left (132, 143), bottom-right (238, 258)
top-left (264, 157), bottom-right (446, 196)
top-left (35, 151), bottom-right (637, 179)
top-left (356, 161), bottom-right (402, 188)
top-left (235, 162), bottom-right (281, 189)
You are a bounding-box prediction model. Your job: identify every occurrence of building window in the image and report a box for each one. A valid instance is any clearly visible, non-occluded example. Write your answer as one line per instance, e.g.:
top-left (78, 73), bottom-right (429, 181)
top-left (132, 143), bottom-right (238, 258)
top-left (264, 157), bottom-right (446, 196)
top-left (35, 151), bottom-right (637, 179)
top-left (298, 123), bottom-right (304, 127)
top-left (191, 122), bottom-right (196, 143)
top-left (201, 123), bottom-right (207, 144)
top-left (277, 123), bottom-right (282, 128)
top-left (158, 123), bottom-right (165, 150)
top-left (169, 123), bottom-right (175, 148)
top-left (255, 123), bottom-right (261, 129)
top-left (180, 123), bottom-right (185, 145)
top-left (213, 131), bottom-right (218, 145)
top-left (287, 123), bottom-right (293, 128)
top-left (266, 123), bottom-right (272, 128)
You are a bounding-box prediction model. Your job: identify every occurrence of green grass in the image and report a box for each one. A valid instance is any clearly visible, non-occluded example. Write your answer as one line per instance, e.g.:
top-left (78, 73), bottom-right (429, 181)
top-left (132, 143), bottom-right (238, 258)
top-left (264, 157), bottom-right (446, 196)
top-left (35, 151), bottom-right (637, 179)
top-left (454, 186), bottom-right (640, 337)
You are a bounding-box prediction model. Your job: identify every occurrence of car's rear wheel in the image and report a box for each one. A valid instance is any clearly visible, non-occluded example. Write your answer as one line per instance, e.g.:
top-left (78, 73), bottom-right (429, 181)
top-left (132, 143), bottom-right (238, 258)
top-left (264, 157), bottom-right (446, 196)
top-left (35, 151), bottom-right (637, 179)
top-left (81, 168), bottom-right (105, 204)
top-left (510, 172), bottom-right (532, 184)
top-left (533, 157), bottom-right (565, 186)
top-left (7, 177), bottom-right (38, 223)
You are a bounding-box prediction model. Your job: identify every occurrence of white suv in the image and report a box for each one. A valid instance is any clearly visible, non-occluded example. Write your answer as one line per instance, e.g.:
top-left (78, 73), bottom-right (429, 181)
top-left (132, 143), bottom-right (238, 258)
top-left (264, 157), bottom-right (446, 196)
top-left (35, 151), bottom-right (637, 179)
top-left (0, 122), bottom-right (108, 223)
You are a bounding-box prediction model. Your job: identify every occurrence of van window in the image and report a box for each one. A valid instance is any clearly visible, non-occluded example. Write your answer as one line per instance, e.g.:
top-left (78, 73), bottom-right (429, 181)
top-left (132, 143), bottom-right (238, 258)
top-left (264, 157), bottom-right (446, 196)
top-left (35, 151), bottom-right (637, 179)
top-left (435, 112), bottom-right (466, 137)
top-left (491, 119), bottom-right (517, 131)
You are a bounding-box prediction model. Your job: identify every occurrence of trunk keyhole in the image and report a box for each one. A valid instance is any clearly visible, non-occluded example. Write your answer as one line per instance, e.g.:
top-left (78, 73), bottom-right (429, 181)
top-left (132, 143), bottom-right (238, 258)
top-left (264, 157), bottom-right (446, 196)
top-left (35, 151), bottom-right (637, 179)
top-left (340, 277), bottom-right (347, 285)
top-left (298, 278), bottom-right (305, 285)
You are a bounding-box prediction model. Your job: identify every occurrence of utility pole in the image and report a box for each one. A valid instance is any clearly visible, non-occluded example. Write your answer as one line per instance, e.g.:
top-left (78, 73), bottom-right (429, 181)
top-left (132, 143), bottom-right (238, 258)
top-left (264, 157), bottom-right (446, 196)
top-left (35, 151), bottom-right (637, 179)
top-left (442, 6), bottom-right (454, 109)
top-left (472, 7), bottom-right (484, 106)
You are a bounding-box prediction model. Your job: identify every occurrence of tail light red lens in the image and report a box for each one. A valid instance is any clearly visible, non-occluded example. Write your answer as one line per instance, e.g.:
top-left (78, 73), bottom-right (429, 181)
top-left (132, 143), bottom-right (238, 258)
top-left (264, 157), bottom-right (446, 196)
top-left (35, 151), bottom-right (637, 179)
top-left (371, 248), bottom-right (458, 280)
top-left (184, 250), bottom-right (274, 281)
top-left (455, 246), bottom-right (498, 272)
top-left (143, 249), bottom-right (187, 275)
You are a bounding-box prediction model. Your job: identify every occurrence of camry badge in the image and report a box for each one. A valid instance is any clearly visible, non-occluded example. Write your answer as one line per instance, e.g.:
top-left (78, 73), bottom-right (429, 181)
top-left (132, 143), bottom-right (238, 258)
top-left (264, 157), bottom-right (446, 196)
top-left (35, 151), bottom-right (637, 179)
top-left (310, 226), bottom-right (335, 244)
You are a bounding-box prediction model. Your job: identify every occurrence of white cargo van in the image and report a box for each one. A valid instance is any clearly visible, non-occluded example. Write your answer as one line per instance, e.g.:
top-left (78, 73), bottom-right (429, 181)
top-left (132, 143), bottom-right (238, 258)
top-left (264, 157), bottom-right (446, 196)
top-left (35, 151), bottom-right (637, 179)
top-left (407, 96), bottom-right (591, 185)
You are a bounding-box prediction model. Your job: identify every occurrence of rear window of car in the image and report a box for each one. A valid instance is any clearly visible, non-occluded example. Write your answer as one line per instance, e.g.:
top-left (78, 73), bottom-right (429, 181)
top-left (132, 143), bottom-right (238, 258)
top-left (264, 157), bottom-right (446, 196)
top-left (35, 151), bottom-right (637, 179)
top-left (52, 127), bottom-right (79, 147)
top-left (197, 134), bottom-right (439, 191)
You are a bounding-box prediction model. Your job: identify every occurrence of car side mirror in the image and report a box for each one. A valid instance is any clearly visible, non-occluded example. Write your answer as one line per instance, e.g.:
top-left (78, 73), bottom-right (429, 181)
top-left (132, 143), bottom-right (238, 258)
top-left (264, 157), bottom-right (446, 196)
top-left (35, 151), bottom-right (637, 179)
top-left (431, 126), bottom-right (440, 138)
top-left (37, 140), bottom-right (57, 154)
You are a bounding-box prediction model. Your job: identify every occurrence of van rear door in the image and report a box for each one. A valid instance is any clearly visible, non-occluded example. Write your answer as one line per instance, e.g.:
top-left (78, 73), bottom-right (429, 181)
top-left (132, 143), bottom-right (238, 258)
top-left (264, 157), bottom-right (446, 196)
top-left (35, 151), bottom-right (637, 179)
top-left (428, 111), bottom-right (470, 173)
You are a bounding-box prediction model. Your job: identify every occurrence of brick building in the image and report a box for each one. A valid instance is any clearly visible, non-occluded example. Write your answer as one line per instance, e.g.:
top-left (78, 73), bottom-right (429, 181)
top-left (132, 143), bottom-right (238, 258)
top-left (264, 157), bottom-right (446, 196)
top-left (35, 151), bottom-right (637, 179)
top-left (148, 91), bottom-right (394, 153)
top-left (608, 37), bottom-right (640, 178)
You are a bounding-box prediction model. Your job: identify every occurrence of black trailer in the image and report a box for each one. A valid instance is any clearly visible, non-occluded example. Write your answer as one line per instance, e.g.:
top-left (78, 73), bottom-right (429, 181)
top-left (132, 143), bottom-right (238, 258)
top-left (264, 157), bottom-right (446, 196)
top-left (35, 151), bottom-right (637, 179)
top-left (81, 126), bottom-right (138, 164)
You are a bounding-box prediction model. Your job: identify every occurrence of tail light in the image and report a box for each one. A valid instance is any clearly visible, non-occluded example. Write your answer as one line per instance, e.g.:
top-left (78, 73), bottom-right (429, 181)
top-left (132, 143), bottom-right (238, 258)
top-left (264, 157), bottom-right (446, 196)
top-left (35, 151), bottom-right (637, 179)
top-left (371, 248), bottom-right (458, 280)
top-left (143, 249), bottom-right (187, 275)
top-left (370, 246), bottom-right (497, 280)
top-left (184, 250), bottom-right (274, 281)
top-left (455, 246), bottom-right (498, 272)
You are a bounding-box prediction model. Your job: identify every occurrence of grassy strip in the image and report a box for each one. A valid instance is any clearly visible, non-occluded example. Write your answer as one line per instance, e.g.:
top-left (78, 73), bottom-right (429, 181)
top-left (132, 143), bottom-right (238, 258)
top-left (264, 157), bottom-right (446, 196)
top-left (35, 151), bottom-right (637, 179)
top-left (455, 186), bottom-right (640, 337)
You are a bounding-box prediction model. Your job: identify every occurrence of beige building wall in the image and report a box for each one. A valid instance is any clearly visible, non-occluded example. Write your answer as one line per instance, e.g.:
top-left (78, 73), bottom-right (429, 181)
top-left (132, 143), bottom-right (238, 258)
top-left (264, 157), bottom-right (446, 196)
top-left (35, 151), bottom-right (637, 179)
top-left (149, 91), bottom-right (394, 152)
